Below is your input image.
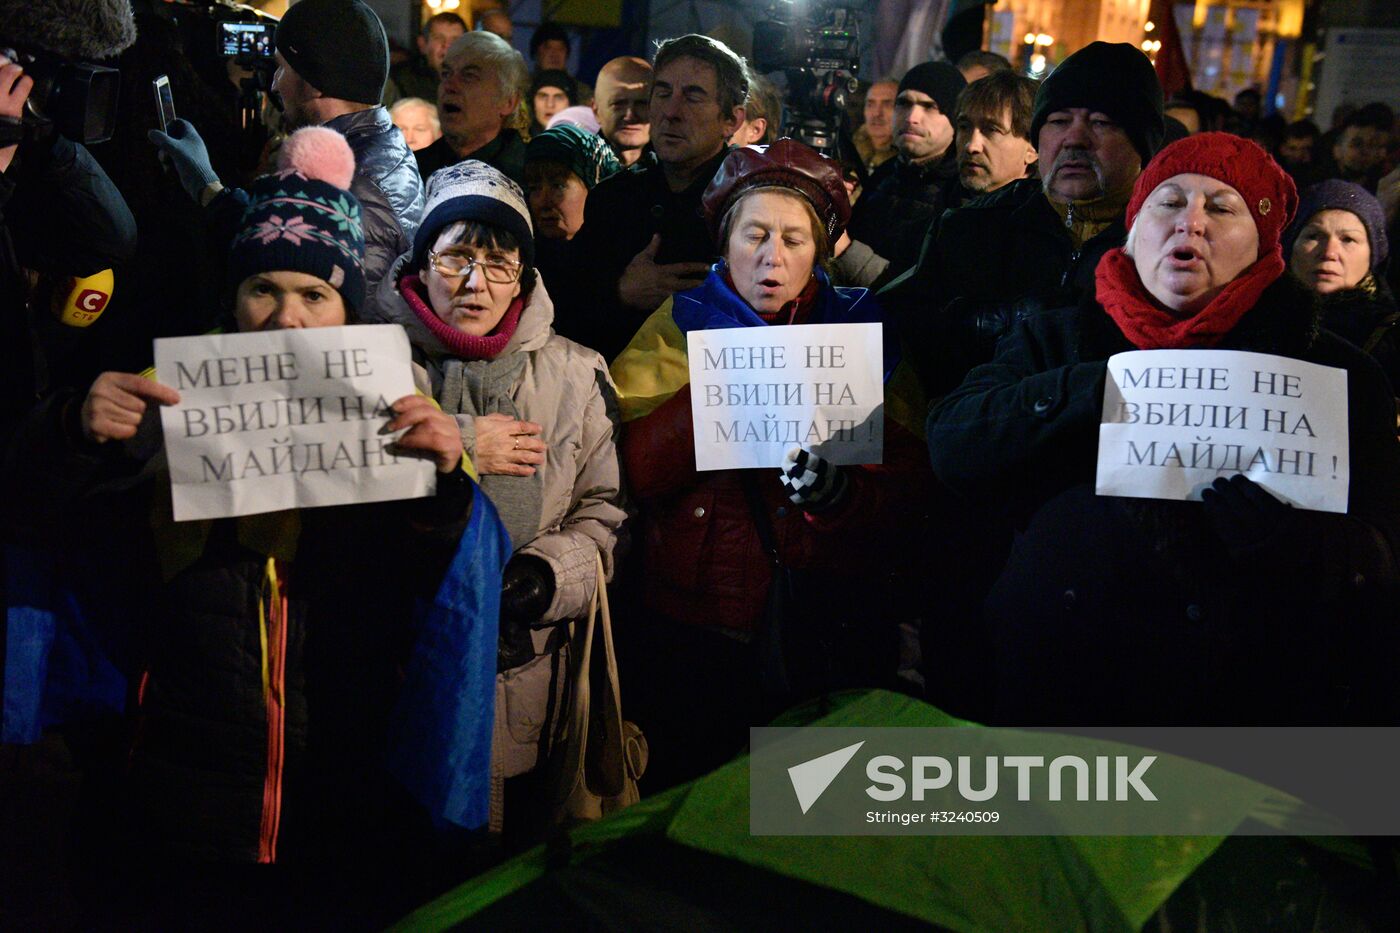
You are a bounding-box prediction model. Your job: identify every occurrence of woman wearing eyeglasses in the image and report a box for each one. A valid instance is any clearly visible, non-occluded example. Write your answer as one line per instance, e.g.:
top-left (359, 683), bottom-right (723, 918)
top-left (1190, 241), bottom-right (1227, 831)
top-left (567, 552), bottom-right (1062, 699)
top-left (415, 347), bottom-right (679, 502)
top-left (364, 160), bottom-right (625, 837)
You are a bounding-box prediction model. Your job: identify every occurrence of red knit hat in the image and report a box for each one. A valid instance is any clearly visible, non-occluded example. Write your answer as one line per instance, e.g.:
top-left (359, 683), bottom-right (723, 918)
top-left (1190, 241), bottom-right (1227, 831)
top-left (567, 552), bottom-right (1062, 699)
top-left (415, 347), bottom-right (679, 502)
top-left (1126, 132), bottom-right (1298, 260)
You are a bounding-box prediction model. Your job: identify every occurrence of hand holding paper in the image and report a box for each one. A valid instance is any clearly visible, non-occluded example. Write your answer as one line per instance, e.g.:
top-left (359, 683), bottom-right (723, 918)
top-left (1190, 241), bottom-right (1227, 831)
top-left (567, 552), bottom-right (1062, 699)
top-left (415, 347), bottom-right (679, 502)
top-left (386, 396), bottom-right (464, 474)
top-left (82, 372), bottom-right (181, 444)
top-left (1200, 474), bottom-right (1294, 554)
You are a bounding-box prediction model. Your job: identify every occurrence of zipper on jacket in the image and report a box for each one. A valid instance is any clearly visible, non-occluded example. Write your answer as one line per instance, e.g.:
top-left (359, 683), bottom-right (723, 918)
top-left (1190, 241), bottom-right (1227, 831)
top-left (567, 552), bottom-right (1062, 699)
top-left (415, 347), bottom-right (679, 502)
top-left (256, 557), bottom-right (288, 864)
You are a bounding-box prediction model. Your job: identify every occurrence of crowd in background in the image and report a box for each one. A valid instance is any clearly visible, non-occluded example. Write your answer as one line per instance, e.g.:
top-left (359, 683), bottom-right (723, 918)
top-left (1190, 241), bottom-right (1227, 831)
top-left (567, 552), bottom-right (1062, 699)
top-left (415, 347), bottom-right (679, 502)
top-left (2, 0), bottom-right (1399, 928)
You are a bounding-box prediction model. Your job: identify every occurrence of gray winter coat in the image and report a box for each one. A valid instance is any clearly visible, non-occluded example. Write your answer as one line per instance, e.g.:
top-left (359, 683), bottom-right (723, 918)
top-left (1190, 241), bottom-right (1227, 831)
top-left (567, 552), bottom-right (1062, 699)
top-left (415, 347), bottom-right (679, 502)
top-left (365, 258), bottom-right (626, 824)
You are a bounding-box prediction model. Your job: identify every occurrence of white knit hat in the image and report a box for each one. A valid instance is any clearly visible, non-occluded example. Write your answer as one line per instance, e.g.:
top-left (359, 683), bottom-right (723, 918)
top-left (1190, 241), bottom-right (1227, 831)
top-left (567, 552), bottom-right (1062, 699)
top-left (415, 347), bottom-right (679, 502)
top-left (413, 160), bottom-right (534, 268)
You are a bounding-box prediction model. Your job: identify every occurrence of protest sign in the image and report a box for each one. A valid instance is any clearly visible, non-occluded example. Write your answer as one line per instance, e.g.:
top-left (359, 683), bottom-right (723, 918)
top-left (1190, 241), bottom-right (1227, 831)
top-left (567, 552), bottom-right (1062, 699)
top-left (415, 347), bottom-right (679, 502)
top-left (687, 322), bottom-right (884, 471)
top-left (1096, 349), bottom-right (1348, 513)
top-left (155, 325), bottom-right (436, 521)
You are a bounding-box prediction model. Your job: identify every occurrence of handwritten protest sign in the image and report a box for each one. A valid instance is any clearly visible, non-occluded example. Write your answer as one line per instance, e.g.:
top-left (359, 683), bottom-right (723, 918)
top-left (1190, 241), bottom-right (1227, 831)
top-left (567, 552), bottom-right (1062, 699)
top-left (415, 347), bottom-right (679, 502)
top-left (155, 325), bottom-right (436, 521)
top-left (687, 322), bottom-right (883, 471)
top-left (1096, 349), bottom-right (1349, 513)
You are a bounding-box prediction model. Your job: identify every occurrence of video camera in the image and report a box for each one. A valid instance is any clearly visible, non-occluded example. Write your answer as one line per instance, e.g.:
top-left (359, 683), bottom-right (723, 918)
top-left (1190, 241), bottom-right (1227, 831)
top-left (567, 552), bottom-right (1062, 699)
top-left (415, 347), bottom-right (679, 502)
top-left (0, 46), bottom-right (120, 146)
top-left (752, 0), bottom-right (862, 156)
top-left (205, 5), bottom-right (279, 128)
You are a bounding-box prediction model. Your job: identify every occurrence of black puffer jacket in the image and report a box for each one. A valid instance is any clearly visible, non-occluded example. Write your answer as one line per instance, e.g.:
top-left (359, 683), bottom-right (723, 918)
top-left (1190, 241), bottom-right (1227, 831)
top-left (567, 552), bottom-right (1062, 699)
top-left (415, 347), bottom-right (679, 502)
top-left (846, 148), bottom-right (964, 274)
top-left (325, 107), bottom-right (426, 289)
top-left (927, 275), bottom-right (1400, 726)
top-left (110, 475), bottom-right (474, 866)
top-left (883, 177), bottom-right (1126, 396)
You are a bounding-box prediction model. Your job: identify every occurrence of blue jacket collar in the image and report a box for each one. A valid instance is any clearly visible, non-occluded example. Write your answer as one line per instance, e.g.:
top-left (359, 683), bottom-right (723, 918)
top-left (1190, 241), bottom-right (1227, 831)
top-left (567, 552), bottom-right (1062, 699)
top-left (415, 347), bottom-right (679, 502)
top-left (671, 265), bottom-right (875, 335)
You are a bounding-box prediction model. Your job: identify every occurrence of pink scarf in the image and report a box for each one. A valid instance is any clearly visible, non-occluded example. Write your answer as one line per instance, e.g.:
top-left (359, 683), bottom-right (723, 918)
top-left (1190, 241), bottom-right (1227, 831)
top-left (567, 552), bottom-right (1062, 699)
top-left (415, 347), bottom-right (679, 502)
top-left (398, 273), bottom-right (524, 360)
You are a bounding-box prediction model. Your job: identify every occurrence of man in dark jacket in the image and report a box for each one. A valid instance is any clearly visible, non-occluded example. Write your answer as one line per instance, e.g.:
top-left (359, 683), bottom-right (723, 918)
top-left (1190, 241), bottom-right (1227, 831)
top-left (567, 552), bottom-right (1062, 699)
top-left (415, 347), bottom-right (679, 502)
top-left (846, 61), bottom-right (967, 275)
top-left (562, 34), bottom-right (747, 360)
top-left (0, 4), bottom-right (138, 511)
top-left (150, 0), bottom-right (425, 290)
top-left (886, 41), bottom-right (1164, 397)
top-left (413, 31), bottom-right (528, 184)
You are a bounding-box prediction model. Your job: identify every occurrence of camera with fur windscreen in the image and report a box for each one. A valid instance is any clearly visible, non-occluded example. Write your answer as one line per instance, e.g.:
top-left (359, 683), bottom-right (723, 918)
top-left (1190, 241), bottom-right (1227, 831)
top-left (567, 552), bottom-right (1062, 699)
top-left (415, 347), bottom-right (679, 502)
top-left (752, 0), bottom-right (862, 156)
top-left (0, 0), bottom-right (137, 145)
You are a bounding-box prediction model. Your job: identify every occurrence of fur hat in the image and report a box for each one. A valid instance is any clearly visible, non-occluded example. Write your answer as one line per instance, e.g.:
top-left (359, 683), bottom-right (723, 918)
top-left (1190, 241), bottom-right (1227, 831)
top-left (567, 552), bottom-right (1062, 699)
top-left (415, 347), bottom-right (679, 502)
top-left (1285, 179), bottom-right (1389, 273)
top-left (701, 138), bottom-right (852, 248)
top-left (414, 160), bottom-right (534, 271)
top-left (1030, 41), bottom-right (1165, 164)
top-left (0, 0), bottom-right (136, 61)
top-left (229, 127), bottom-right (366, 312)
top-left (1127, 132), bottom-right (1298, 263)
top-left (275, 0), bottom-right (388, 106)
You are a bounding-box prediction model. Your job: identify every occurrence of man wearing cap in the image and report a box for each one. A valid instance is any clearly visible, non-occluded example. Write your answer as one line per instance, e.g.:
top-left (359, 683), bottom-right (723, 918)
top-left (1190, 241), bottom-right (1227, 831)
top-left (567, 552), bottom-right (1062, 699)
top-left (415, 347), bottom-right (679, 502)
top-left (845, 61), bottom-right (967, 274)
top-left (151, 0), bottom-right (424, 289)
top-left (885, 41), bottom-right (1165, 398)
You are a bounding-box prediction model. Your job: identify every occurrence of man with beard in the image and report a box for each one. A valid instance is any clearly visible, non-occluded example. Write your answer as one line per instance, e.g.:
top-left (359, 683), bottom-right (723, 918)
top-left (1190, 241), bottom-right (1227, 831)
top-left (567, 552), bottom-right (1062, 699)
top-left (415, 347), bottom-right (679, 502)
top-left (885, 41), bottom-right (1164, 397)
top-left (955, 70), bottom-right (1038, 196)
top-left (846, 61), bottom-right (966, 273)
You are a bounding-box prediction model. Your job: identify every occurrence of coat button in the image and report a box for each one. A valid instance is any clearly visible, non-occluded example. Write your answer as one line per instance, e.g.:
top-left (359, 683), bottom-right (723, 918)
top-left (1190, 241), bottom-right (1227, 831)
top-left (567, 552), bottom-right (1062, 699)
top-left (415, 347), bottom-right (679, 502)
top-left (776, 506), bottom-right (789, 518)
top-left (1062, 588), bottom-right (1077, 609)
top-left (693, 506), bottom-right (705, 518)
top-left (1185, 604), bottom-right (1203, 622)
top-left (1032, 396), bottom-right (1055, 414)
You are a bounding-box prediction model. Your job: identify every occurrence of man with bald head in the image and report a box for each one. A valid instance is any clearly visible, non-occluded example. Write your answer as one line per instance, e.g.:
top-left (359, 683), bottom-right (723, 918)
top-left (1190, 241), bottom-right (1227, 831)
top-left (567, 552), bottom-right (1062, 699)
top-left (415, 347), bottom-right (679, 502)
top-left (593, 56), bottom-right (652, 166)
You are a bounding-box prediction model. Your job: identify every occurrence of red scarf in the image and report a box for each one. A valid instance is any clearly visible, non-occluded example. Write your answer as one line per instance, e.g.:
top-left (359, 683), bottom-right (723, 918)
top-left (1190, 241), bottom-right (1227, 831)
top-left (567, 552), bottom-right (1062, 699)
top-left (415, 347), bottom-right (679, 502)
top-left (723, 269), bottom-right (822, 326)
top-left (398, 273), bottom-right (524, 361)
top-left (1095, 247), bottom-right (1285, 349)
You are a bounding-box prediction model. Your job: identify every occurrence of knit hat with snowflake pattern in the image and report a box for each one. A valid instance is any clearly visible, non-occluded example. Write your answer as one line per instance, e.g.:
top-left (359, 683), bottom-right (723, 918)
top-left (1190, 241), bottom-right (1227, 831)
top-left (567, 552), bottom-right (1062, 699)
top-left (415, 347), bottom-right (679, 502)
top-left (229, 126), bottom-right (367, 312)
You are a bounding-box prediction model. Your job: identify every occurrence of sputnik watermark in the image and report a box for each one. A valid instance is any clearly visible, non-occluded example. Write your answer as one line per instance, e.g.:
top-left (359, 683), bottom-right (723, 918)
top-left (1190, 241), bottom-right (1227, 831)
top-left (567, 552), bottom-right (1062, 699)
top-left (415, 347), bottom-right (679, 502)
top-left (751, 726), bottom-right (1395, 836)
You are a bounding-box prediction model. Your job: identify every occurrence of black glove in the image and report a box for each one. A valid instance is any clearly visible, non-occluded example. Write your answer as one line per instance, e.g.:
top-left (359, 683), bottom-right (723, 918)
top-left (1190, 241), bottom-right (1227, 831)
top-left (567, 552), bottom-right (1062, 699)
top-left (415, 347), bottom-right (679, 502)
top-left (497, 555), bottom-right (555, 672)
top-left (1200, 474), bottom-right (1293, 554)
top-left (501, 554), bottom-right (555, 625)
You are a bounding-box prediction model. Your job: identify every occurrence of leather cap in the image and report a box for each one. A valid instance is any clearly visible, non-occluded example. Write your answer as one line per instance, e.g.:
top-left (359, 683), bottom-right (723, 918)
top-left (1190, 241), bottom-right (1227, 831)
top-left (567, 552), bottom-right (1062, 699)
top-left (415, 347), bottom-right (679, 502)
top-left (701, 139), bottom-right (852, 248)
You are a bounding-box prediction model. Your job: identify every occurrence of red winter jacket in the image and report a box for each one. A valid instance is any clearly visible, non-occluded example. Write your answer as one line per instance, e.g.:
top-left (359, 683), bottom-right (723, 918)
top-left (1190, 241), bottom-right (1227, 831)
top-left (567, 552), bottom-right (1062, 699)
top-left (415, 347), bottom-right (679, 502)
top-left (622, 383), bottom-right (934, 634)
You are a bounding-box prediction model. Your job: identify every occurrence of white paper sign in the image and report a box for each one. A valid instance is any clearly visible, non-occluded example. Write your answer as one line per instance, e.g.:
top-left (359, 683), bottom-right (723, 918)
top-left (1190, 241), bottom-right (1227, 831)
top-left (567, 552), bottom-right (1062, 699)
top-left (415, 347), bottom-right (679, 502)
top-left (1096, 350), bottom-right (1349, 513)
top-left (687, 322), bottom-right (884, 471)
top-left (155, 325), bottom-right (436, 521)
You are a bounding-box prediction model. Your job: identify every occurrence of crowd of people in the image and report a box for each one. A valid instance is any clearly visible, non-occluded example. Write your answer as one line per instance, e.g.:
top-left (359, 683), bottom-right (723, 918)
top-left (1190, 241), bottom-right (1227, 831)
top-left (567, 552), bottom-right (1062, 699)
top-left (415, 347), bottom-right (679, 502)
top-left (3, 0), bottom-right (1399, 928)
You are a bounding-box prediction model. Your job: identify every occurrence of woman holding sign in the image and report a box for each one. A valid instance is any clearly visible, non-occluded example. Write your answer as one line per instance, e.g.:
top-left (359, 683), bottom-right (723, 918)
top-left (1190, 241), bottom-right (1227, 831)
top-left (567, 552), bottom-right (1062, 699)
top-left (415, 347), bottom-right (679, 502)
top-left (927, 133), bottom-right (1400, 726)
top-left (609, 140), bottom-right (934, 788)
top-left (70, 129), bottom-right (481, 925)
top-left (363, 160), bottom-right (625, 837)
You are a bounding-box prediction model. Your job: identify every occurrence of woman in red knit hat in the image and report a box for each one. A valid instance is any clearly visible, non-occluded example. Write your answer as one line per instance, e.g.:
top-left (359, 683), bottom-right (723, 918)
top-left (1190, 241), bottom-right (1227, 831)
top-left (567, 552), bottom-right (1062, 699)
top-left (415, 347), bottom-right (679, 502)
top-left (927, 132), bottom-right (1400, 726)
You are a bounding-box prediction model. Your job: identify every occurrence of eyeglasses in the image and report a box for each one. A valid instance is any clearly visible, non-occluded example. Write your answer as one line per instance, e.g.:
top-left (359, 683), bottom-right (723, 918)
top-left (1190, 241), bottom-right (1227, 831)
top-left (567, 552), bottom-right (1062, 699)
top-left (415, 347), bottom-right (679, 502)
top-left (428, 249), bottom-right (523, 284)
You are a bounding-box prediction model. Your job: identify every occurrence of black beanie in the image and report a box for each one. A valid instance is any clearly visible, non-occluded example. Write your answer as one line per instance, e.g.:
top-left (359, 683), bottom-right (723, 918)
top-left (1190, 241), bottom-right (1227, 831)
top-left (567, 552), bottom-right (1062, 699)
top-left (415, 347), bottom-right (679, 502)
top-left (275, 0), bottom-right (389, 106)
top-left (1030, 42), bottom-right (1165, 164)
top-left (897, 61), bottom-right (967, 118)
